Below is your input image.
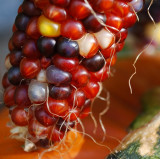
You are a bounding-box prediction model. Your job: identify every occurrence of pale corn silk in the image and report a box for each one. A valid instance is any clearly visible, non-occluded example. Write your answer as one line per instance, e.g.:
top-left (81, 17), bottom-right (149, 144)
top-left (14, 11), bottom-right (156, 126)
top-left (0, 0), bottom-right (22, 108)
top-left (0, 0), bottom-right (155, 159)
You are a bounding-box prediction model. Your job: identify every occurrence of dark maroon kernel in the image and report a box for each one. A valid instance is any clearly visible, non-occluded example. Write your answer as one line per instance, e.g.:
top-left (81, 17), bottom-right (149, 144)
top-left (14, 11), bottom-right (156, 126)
top-left (36, 138), bottom-right (50, 149)
top-left (56, 37), bottom-right (79, 57)
top-left (49, 85), bottom-right (71, 99)
top-left (10, 50), bottom-right (23, 66)
top-left (2, 72), bottom-right (11, 89)
top-left (82, 52), bottom-right (105, 72)
top-left (22, 39), bottom-right (41, 59)
top-left (37, 36), bottom-right (56, 57)
top-left (12, 31), bottom-right (27, 49)
top-left (14, 85), bottom-right (31, 107)
top-left (50, 0), bottom-right (70, 8)
top-left (56, 118), bottom-right (75, 132)
top-left (35, 105), bottom-right (57, 127)
top-left (116, 28), bottom-right (128, 43)
top-left (7, 67), bottom-right (23, 85)
top-left (46, 65), bottom-right (72, 86)
top-left (22, 0), bottom-right (41, 16)
top-left (83, 13), bottom-right (106, 32)
top-left (15, 13), bottom-right (30, 31)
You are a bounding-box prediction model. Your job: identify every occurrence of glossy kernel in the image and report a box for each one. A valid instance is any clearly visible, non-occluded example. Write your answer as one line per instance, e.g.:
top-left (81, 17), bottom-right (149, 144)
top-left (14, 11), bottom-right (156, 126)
top-left (106, 13), bottom-right (123, 32)
top-left (15, 85), bottom-right (31, 107)
top-left (34, 0), bottom-right (50, 9)
top-left (8, 67), bottom-right (23, 85)
top-left (65, 108), bottom-right (80, 121)
top-left (48, 128), bottom-right (64, 142)
top-left (123, 11), bottom-right (137, 28)
top-left (46, 65), bottom-right (72, 86)
top-left (71, 65), bottom-right (90, 87)
top-left (40, 56), bottom-right (52, 69)
top-left (94, 28), bottom-right (115, 49)
top-left (49, 85), bottom-right (71, 100)
top-left (112, 1), bottom-right (130, 17)
top-left (38, 15), bottom-right (61, 37)
top-left (22, 39), bottom-right (41, 59)
top-left (10, 50), bottom-right (23, 66)
top-left (15, 13), bottom-right (30, 31)
top-left (2, 72), bottom-right (11, 89)
top-left (4, 85), bottom-right (16, 107)
top-left (12, 31), bottom-right (27, 49)
top-left (77, 33), bottom-right (99, 58)
top-left (28, 118), bottom-right (50, 138)
top-left (82, 80), bottom-right (100, 99)
top-left (37, 36), bottom-right (56, 57)
top-left (94, 0), bottom-right (114, 12)
top-left (11, 107), bottom-right (28, 126)
top-left (44, 97), bottom-right (69, 117)
top-left (83, 13), bottom-right (106, 33)
top-left (35, 105), bottom-right (57, 127)
top-left (101, 43), bottom-right (117, 58)
top-left (20, 57), bottom-right (41, 79)
top-left (69, 0), bottom-right (90, 20)
top-left (82, 52), bottom-right (105, 72)
top-left (116, 28), bottom-right (128, 43)
top-left (56, 37), bottom-right (79, 57)
top-left (43, 5), bottom-right (67, 22)
top-left (28, 80), bottom-right (48, 104)
top-left (56, 118), bottom-right (75, 132)
top-left (22, 0), bottom-right (41, 16)
top-left (90, 64), bottom-right (109, 82)
top-left (26, 17), bottom-right (41, 39)
top-left (61, 19), bottom-right (85, 40)
top-left (53, 55), bottom-right (79, 72)
top-left (50, 0), bottom-right (70, 8)
top-left (68, 88), bottom-right (86, 108)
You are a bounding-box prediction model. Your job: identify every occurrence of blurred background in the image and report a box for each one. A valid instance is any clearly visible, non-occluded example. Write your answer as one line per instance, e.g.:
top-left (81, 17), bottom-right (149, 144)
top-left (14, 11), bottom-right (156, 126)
top-left (0, 0), bottom-right (160, 108)
top-left (0, 0), bottom-right (22, 106)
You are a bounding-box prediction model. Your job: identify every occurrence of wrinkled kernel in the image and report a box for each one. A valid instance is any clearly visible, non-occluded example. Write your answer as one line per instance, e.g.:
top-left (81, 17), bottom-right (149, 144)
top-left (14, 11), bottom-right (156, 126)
top-left (38, 15), bottom-right (61, 37)
top-left (77, 33), bottom-right (99, 58)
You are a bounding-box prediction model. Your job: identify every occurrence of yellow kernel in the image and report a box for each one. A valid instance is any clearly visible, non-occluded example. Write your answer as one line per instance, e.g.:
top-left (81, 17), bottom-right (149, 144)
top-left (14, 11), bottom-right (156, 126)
top-left (38, 15), bottom-right (61, 37)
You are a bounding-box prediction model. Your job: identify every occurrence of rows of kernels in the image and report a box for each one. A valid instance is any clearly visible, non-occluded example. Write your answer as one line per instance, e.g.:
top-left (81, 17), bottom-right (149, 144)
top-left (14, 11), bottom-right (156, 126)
top-left (2, 0), bottom-right (143, 148)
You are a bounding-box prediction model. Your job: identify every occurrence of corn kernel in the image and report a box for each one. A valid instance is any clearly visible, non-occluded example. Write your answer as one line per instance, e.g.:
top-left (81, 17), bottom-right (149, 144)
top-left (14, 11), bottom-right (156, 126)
top-left (38, 15), bottom-right (61, 37)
